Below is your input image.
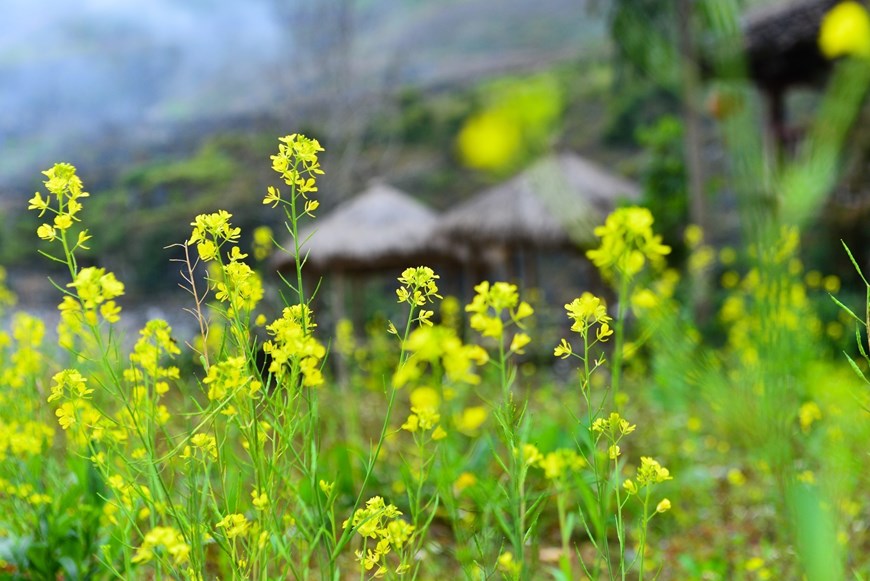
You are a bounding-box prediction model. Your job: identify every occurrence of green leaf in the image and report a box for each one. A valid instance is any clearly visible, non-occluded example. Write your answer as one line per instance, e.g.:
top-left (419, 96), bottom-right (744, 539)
top-left (842, 240), bottom-right (870, 287)
top-left (844, 352), bottom-right (870, 385)
top-left (856, 326), bottom-right (869, 361)
top-left (829, 294), bottom-right (863, 324)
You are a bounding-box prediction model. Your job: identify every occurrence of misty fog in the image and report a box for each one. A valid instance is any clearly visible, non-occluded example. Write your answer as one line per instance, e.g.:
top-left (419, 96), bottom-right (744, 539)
top-left (1, 0), bottom-right (595, 189)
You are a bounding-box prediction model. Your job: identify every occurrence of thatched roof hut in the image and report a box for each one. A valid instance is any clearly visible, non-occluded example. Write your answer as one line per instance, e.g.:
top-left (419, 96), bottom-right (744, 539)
top-left (743, 0), bottom-right (839, 91)
top-left (436, 153), bottom-right (640, 250)
top-left (274, 182), bottom-right (446, 273)
top-left (720, 0), bottom-right (847, 151)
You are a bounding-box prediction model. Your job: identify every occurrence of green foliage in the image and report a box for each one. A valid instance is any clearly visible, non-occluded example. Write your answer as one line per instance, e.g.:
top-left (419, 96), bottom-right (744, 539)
top-left (604, 84), bottom-right (680, 146)
top-left (123, 142), bottom-right (236, 198)
top-left (609, 0), bottom-right (679, 87)
top-left (456, 72), bottom-right (564, 174)
top-left (3, 3), bottom-right (870, 575)
top-left (4, 121), bottom-right (870, 578)
top-left (636, 115), bottom-right (688, 253)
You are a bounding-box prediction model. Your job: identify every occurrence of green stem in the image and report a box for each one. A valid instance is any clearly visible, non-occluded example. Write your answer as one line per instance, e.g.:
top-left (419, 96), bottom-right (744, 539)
top-left (287, 164), bottom-right (307, 313)
top-left (638, 488), bottom-right (651, 581)
top-left (557, 490), bottom-right (572, 579)
top-left (615, 456), bottom-right (626, 581)
top-left (610, 272), bottom-right (631, 411)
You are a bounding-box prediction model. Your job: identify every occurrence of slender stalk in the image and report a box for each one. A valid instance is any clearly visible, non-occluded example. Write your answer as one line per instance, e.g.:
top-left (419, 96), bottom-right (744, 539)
top-left (610, 272), bottom-right (631, 411)
top-left (638, 488), bottom-right (651, 581)
top-left (557, 490), bottom-right (572, 579)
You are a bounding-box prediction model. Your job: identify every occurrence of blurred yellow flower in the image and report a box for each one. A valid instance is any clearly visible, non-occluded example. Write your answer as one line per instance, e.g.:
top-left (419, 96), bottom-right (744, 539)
top-left (819, 1), bottom-right (870, 59)
top-left (455, 406), bottom-right (488, 436)
top-left (719, 246), bottom-right (737, 265)
top-left (410, 387), bottom-right (440, 410)
top-left (456, 74), bottom-right (561, 173)
top-left (510, 332), bottom-right (531, 354)
top-left (684, 224), bottom-right (704, 248)
top-left (216, 513), bottom-right (251, 539)
top-left (727, 468), bottom-right (747, 487)
top-left (823, 274), bottom-right (841, 293)
top-left (799, 401), bottom-right (822, 432)
top-left (456, 111), bottom-right (521, 172)
top-left (453, 472), bottom-right (477, 494)
top-left (745, 557), bottom-right (765, 572)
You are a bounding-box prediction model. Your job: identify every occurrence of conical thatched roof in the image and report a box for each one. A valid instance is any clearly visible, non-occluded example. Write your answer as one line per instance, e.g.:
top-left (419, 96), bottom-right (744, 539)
top-left (274, 182), bottom-right (444, 272)
top-left (436, 153), bottom-right (640, 248)
top-left (742, 0), bottom-right (839, 89)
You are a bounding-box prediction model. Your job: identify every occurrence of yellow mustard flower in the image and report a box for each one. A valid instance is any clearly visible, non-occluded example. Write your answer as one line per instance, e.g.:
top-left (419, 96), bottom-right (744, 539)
top-left (455, 406), bottom-right (488, 436)
top-left (456, 110), bottom-right (521, 172)
top-left (684, 224), bottom-right (704, 248)
top-left (587, 206), bottom-right (670, 279)
top-left (453, 472), bottom-right (478, 494)
top-left (216, 513), bottom-right (251, 539)
top-left (819, 1), bottom-right (870, 59)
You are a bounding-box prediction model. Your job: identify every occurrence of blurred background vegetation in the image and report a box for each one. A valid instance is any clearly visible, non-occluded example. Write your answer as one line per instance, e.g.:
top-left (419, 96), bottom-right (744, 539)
top-left (5, 0), bottom-right (870, 383)
top-left (3, 0), bottom-right (865, 303)
top-left (5, 1), bottom-right (870, 578)
top-left (0, 1), bottom-right (719, 291)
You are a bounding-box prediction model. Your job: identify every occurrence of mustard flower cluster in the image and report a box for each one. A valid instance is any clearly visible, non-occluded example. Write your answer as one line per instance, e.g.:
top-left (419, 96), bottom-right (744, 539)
top-left (0, 420), bottom-right (54, 463)
top-left (799, 401), bottom-right (822, 433)
top-left (465, 281), bottom-right (533, 351)
top-left (62, 267), bottom-right (125, 326)
top-left (251, 488), bottom-right (270, 511)
top-left (181, 432), bottom-right (218, 463)
top-left (188, 211), bottom-right (264, 315)
top-left (131, 526), bottom-right (191, 567)
top-left (630, 268), bottom-right (680, 315)
top-left (497, 551), bottom-right (522, 577)
top-left (264, 133), bottom-right (324, 212)
top-left (216, 513), bottom-right (251, 539)
top-left (343, 497), bottom-right (415, 576)
top-left (203, 356), bottom-right (262, 402)
top-left (251, 225), bottom-right (274, 261)
top-left (525, 444), bottom-right (587, 482)
top-left (125, 320), bottom-right (181, 390)
top-left (54, 400), bottom-right (104, 447)
top-left (401, 405), bottom-right (447, 441)
top-left (623, 457), bottom-right (673, 495)
top-left (395, 266), bottom-right (442, 327)
top-left (621, 456), bottom-right (673, 520)
top-left (0, 478), bottom-right (52, 508)
top-left (0, 266), bottom-right (15, 310)
top-left (0, 314), bottom-right (45, 392)
top-left (28, 162), bottom-right (92, 250)
top-left (103, 475), bottom-right (158, 528)
top-left (45, 368), bottom-right (110, 444)
top-left (47, 369), bottom-right (93, 404)
top-left (262, 305), bottom-right (327, 387)
top-left (719, 227), bottom-right (822, 368)
top-left (214, 260), bottom-right (264, 315)
top-left (592, 409), bottom-right (675, 519)
top-left (188, 210), bottom-right (241, 262)
top-left (554, 292), bottom-right (614, 359)
top-left (684, 224), bottom-right (716, 276)
top-left (393, 325), bottom-right (488, 388)
top-left (586, 206), bottom-right (671, 278)
top-left (592, 411), bottom-right (637, 461)
top-left (518, 442), bottom-right (544, 467)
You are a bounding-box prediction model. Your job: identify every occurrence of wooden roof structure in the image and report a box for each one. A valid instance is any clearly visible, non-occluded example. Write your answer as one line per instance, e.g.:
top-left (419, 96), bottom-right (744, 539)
top-left (273, 182), bottom-right (446, 272)
top-left (742, 0), bottom-right (840, 91)
top-left (436, 153), bottom-right (640, 249)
